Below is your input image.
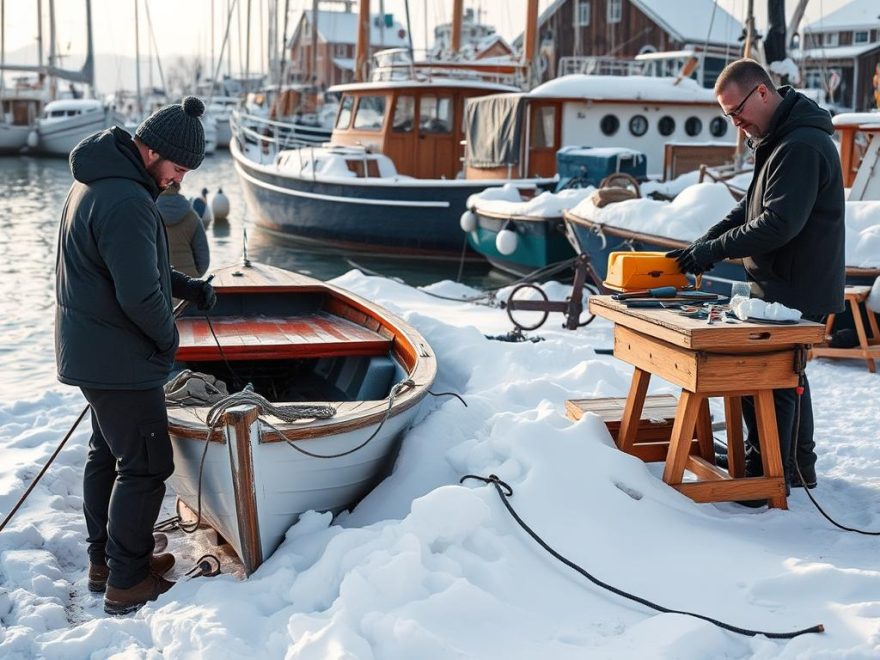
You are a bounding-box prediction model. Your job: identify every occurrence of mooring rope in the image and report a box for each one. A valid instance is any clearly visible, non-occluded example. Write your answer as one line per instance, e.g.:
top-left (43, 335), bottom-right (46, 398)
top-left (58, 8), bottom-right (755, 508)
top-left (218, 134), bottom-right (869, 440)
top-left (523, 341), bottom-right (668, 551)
top-left (460, 474), bottom-right (824, 639)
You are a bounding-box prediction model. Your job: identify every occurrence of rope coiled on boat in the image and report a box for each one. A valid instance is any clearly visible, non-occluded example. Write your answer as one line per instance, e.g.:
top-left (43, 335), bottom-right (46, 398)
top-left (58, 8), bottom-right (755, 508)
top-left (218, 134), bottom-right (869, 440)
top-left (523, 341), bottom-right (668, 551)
top-left (205, 388), bottom-right (337, 426)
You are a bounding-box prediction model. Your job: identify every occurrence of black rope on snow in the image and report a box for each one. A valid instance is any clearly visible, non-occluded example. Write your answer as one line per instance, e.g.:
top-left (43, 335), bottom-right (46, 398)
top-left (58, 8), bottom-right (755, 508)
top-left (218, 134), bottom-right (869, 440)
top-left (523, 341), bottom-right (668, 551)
top-left (184, 554), bottom-right (221, 578)
top-left (459, 474), bottom-right (824, 639)
top-left (426, 390), bottom-right (468, 407)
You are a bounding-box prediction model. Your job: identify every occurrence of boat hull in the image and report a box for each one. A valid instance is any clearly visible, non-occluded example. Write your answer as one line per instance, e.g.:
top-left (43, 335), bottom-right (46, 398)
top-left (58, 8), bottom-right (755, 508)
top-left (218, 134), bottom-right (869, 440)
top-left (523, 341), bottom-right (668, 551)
top-left (36, 109), bottom-right (122, 156)
top-left (466, 211), bottom-right (575, 276)
top-left (232, 138), bottom-right (552, 258)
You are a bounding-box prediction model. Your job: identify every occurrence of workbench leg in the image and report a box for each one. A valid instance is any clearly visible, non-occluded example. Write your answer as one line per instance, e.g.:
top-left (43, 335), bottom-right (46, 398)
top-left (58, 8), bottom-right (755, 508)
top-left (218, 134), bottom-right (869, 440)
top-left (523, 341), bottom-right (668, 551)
top-left (754, 390), bottom-right (787, 509)
top-left (662, 391), bottom-right (703, 485)
top-left (850, 297), bottom-right (876, 373)
top-left (723, 396), bottom-right (745, 478)
top-left (868, 307), bottom-right (880, 345)
top-left (695, 399), bottom-right (715, 462)
top-left (618, 368), bottom-right (651, 455)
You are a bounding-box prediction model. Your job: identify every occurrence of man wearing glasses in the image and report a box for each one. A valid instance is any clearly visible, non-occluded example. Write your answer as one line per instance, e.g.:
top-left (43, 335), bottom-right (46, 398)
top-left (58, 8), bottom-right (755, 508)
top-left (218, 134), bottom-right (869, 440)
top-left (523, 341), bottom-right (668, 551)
top-left (667, 58), bottom-right (845, 498)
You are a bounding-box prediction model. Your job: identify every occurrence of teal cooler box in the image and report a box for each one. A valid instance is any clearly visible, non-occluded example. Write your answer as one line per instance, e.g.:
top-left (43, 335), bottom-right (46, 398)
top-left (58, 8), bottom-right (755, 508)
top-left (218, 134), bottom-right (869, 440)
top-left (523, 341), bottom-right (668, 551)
top-left (555, 146), bottom-right (647, 191)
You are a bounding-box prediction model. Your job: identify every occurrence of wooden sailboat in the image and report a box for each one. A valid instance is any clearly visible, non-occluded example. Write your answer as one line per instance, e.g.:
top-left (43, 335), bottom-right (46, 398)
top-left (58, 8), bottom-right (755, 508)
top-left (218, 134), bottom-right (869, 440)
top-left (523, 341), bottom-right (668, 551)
top-left (165, 261), bottom-right (436, 575)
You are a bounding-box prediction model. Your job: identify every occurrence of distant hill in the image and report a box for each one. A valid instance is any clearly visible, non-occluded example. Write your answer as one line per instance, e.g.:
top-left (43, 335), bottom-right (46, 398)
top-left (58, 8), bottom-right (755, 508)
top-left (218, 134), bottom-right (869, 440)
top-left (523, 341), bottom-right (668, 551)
top-left (1, 44), bottom-right (215, 97)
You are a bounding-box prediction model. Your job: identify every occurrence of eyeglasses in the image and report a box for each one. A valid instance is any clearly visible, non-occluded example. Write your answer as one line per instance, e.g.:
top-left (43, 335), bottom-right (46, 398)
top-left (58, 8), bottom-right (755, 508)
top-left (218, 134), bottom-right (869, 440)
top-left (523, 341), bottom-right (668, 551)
top-left (722, 84), bottom-right (761, 120)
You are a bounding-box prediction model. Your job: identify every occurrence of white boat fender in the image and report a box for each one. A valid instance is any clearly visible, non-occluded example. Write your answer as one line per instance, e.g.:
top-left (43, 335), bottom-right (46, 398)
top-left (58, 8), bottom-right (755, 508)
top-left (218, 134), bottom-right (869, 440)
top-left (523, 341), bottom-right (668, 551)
top-left (460, 209), bottom-right (477, 233)
top-left (191, 188), bottom-right (214, 227)
top-left (211, 187), bottom-right (230, 220)
top-left (496, 225), bottom-right (519, 255)
top-left (27, 130), bottom-right (39, 149)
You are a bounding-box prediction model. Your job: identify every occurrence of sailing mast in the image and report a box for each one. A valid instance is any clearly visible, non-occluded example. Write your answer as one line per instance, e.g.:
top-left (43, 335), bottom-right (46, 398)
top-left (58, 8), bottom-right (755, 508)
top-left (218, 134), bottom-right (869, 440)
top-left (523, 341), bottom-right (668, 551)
top-left (354, 0), bottom-right (369, 82)
top-left (134, 0), bottom-right (142, 116)
top-left (523, 0), bottom-right (539, 88)
top-left (451, 0), bottom-right (463, 55)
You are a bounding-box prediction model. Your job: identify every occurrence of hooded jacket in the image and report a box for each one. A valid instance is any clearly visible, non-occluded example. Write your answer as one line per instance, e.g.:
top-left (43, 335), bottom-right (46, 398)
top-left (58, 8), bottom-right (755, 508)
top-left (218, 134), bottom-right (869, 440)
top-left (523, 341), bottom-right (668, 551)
top-left (55, 127), bottom-right (184, 389)
top-left (699, 87), bottom-right (845, 316)
top-left (157, 192), bottom-right (210, 277)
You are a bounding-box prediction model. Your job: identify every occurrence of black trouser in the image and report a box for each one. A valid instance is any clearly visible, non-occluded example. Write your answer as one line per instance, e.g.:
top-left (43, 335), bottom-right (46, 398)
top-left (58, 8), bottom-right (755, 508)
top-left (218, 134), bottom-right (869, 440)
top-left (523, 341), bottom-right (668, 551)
top-left (80, 386), bottom-right (174, 589)
top-left (741, 313), bottom-right (823, 485)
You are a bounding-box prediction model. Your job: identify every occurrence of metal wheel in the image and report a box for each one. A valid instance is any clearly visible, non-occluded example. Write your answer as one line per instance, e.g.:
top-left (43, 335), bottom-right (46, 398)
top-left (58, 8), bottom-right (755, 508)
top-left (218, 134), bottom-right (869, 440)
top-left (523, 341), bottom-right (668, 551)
top-left (506, 283), bottom-right (550, 331)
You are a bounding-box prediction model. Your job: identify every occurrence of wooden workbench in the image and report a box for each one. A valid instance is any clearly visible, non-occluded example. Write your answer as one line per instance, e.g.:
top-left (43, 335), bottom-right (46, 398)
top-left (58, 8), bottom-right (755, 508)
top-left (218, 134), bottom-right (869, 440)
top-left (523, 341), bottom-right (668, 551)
top-left (590, 296), bottom-right (826, 508)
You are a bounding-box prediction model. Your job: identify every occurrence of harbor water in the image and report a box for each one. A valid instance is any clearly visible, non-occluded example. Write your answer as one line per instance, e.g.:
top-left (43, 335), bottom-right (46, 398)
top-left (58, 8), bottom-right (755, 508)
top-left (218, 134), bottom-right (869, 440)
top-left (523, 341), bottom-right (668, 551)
top-left (0, 150), bottom-right (510, 400)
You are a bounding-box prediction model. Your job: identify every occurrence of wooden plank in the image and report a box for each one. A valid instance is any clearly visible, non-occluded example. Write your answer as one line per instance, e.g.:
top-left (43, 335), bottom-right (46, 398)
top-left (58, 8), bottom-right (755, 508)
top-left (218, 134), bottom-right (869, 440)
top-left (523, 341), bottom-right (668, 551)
top-left (175, 314), bottom-right (393, 362)
top-left (662, 391), bottom-right (703, 484)
top-left (565, 394), bottom-right (678, 424)
top-left (695, 399), bottom-right (715, 461)
top-left (590, 296), bottom-right (826, 350)
top-left (617, 368), bottom-right (651, 453)
top-left (685, 455), bottom-right (729, 481)
top-left (613, 326), bottom-right (799, 392)
top-left (674, 476), bottom-right (787, 504)
top-left (754, 390), bottom-right (787, 509)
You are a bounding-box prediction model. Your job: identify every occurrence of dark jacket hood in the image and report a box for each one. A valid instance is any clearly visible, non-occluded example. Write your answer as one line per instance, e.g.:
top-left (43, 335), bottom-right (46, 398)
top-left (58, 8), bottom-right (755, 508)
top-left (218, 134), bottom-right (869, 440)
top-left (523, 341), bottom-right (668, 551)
top-left (69, 127), bottom-right (160, 199)
top-left (156, 193), bottom-right (195, 225)
top-left (753, 86), bottom-right (834, 150)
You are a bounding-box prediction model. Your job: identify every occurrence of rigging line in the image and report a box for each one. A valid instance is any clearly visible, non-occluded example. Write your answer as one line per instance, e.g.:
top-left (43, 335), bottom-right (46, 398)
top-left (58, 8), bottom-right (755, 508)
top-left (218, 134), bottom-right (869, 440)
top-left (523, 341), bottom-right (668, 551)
top-left (700, 0), bottom-right (720, 76)
top-left (141, 0), bottom-right (167, 94)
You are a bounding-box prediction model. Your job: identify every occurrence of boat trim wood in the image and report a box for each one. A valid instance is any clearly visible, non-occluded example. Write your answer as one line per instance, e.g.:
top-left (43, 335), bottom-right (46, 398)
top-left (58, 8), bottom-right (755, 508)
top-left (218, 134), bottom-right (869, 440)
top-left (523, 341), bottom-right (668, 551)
top-left (224, 405), bottom-right (263, 572)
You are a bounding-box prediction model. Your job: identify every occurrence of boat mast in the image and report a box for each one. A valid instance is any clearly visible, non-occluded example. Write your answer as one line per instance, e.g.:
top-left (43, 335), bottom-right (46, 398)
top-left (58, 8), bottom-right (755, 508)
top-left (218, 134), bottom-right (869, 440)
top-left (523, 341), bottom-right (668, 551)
top-left (354, 0), bottom-right (369, 82)
top-left (523, 0), bottom-right (538, 88)
top-left (735, 0), bottom-right (758, 167)
top-left (311, 0), bottom-right (319, 84)
top-left (134, 0), bottom-right (142, 116)
top-left (451, 0), bottom-right (462, 55)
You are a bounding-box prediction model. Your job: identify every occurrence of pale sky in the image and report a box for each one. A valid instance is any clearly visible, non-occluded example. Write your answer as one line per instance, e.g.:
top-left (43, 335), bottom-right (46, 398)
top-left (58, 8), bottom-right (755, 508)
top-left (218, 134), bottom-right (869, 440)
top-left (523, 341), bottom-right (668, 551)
top-left (0, 0), bottom-right (853, 83)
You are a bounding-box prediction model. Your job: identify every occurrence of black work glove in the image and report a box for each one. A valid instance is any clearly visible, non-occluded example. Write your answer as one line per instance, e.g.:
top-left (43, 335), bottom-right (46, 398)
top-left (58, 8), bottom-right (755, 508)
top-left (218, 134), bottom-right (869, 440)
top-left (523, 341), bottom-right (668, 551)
top-left (666, 240), bottom-right (718, 275)
top-left (175, 274), bottom-right (217, 311)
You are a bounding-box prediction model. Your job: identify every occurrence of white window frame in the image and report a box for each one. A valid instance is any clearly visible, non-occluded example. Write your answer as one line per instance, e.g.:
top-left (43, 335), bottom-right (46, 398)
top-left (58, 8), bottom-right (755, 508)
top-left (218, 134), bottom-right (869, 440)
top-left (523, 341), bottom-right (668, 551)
top-left (823, 32), bottom-right (839, 47)
top-left (576, 1), bottom-right (591, 27)
top-left (854, 30), bottom-right (869, 44)
top-left (607, 0), bottom-right (621, 24)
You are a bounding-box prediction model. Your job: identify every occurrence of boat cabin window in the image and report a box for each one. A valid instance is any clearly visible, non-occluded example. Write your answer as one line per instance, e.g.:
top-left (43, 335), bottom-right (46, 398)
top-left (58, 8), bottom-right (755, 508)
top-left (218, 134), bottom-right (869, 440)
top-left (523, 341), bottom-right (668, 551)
top-left (352, 95), bottom-right (386, 130)
top-left (600, 114), bottom-right (619, 136)
top-left (335, 95), bottom-right (354, 129)
top-left (392, 95), bottom-right (415, 132)
top-left (530, 106), bottom-right (557, 148)
top-left (709, 116), bottom-right (728, 137)
top-left (685, 117), bottom-right (702, 136)
top-left (419, 95), bottom-right (452, 133)
top-left (629, 115), bottom-right (648, 137)
top-left (346, 158), bottom-right (381, 177)
top-left (658, 116), bottom-right (675, 137)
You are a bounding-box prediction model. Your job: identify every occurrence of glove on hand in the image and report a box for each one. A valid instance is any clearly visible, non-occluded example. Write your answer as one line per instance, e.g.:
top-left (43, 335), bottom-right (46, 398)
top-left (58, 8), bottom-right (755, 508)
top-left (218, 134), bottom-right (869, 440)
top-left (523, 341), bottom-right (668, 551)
top-left (195, 280), bottom-right (217, 311)
top-left (666, 241), bottom-right (717, 275)
top-left (178, 275), bottom-right (217, 311)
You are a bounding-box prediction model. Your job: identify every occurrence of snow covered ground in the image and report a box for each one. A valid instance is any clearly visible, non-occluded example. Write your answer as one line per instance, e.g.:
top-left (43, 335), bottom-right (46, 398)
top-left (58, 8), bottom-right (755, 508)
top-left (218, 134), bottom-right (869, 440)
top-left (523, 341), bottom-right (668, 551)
top-left (1, 268), bottom-right (880, 658)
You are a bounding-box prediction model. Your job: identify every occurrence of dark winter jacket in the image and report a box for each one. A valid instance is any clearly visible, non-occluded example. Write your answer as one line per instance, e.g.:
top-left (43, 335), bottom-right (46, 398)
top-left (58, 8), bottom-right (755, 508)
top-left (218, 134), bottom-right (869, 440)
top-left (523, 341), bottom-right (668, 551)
top-left (699, 87), bottom-right (845, 316)
top-left (157, 192), bottom-right (210, 277)
top-left (55, 127), bottom-right (188, 389)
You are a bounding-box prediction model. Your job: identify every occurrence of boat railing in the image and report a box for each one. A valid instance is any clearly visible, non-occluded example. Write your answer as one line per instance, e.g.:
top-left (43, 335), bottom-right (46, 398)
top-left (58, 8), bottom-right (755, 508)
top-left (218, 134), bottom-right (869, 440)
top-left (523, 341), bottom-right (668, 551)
top-left (557, 56), bottom-right (650, 77)
top-left (370, 47), bottom-right (526, 88)
top-left (230, 110), bottom-right (329, 156)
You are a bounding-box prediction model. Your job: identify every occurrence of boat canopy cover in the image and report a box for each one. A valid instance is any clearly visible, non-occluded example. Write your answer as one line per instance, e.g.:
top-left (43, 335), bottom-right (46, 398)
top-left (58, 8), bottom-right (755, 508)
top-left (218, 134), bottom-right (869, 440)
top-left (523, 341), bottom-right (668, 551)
top-left (464, 93), bottom-right (526, 168)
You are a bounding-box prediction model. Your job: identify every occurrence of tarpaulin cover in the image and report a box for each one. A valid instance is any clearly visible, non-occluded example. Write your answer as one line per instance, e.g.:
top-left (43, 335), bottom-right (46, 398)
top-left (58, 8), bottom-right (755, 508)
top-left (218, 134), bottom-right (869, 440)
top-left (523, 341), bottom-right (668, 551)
top-left (464, 93), bottom-right (526, 168)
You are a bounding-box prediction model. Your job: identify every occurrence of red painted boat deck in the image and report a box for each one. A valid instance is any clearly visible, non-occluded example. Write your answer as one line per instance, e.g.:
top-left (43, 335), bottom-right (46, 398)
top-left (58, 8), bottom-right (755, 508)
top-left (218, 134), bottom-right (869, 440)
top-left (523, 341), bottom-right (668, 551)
top-left (175, 312), bottom-right (392, 361)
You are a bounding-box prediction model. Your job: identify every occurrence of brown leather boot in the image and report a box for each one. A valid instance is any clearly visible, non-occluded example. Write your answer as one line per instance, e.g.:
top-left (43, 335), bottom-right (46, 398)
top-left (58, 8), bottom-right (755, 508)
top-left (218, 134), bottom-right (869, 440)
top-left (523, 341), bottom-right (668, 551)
top-left (104, 573), bottom-right (174, 616)
top-left (88, 553), bottom-right (176, 593)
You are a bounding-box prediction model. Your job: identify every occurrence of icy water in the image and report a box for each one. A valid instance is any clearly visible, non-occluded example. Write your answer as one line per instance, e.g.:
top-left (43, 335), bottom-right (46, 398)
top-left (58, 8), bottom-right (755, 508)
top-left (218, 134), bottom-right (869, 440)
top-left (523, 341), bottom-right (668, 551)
top-left (0, 151), bottom-right (508, 400)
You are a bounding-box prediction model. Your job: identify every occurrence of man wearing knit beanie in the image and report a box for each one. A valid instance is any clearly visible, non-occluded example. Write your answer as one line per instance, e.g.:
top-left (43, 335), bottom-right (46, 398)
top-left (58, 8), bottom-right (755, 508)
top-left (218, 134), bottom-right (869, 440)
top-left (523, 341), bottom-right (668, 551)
top-left (55, 96), bottom-right (215, 615)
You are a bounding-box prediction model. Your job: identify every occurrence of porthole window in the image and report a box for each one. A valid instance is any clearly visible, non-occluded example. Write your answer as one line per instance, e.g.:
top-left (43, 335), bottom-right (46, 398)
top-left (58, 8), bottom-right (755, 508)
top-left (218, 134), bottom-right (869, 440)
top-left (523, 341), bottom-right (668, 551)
top-left (629, 115), bottom-right (648, 137)
top-left (709, 116), bottom-right (728, 137)
top-left (600, 114), bottom-right (619, 136)
top-left (658, 116), bottom-right (675, 136)
top-left (685, 116), bottom-right (702, 136)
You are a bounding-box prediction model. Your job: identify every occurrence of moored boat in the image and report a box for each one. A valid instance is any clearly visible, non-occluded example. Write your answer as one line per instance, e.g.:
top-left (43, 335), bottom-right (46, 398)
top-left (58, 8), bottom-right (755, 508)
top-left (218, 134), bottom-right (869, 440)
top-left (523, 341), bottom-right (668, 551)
top-left (165, 261), bottom-right (436, 575)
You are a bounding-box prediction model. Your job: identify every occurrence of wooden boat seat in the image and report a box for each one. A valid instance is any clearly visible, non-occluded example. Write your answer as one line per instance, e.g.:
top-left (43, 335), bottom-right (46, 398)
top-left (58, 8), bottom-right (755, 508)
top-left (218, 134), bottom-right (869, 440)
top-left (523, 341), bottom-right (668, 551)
top-left (175, 312), bottom-right (393, 362)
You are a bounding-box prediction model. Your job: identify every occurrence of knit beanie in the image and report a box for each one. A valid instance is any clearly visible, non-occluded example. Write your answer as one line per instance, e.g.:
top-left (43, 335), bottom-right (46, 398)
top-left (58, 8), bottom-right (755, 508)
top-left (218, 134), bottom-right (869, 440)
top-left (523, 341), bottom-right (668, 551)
top-left (135, 96), bottom-right (206, 169)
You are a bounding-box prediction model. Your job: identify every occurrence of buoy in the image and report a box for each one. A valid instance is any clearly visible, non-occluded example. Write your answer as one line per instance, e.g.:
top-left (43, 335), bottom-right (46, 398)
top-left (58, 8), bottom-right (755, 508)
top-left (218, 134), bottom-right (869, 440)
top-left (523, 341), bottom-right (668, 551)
top-left (191, 188), bottom-right (214, 227)
top-left (211, 187), bottom-right (230, 221)
top-left (459, 209), bottom-right (477, 233)
top-left (496, 227), bottom-right (518, 255)
top-left (27, 130), bottom-right (39, 149)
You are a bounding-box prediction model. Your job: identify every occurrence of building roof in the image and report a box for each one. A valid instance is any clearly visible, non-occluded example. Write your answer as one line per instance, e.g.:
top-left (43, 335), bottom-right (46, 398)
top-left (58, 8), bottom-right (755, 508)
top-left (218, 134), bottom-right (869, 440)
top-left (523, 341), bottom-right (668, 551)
top-left (517, 0), bottom-right (742, 48)
top-left (793, 42), bottom-right (880, 61)
top-left (293, 10), bottom-right (410, 48)
top-left (803, 0), bottom-right (880, 33)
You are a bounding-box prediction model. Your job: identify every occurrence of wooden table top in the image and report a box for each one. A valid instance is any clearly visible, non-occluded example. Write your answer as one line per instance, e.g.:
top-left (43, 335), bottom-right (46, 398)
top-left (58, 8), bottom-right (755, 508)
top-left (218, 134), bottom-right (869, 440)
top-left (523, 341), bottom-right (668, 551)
top-left (589, 296), bottom-right (826, 351)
